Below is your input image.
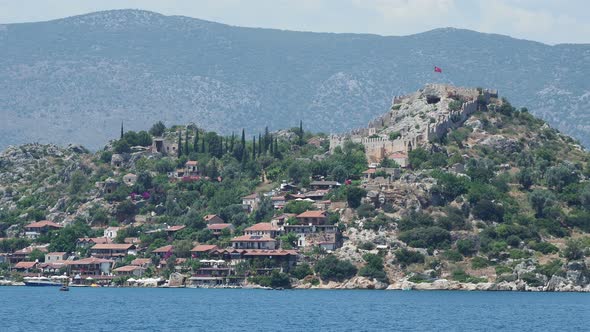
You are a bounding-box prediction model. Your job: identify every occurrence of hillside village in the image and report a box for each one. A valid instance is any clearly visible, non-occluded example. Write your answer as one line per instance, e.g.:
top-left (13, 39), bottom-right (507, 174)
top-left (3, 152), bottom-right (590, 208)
top-left (1, 84), bottom-right (590, 291)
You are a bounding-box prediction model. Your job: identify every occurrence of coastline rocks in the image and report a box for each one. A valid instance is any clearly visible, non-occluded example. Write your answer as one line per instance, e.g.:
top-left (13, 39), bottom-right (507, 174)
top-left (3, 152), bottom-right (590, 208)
top-left (168, 273), bottom-right (185, 287)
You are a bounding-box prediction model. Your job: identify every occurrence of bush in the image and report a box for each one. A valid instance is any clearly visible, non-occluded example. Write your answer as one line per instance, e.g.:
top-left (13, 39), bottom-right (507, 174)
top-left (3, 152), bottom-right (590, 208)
top-left (528, 241), bottom-right (559, 254)
top-left (314, 255), bottom-right (357, 282)
top-left (520, 272), bottom-right (544, 287)
top-left (358, 253), bottom-right (388, 283)
top-left (472, 199), bottom-right (504, 222)
top-left (250, 270), bottom-right (292, 289)
top-left (535, 259), bottom-right (563, 278)
top-left (563, 239), bottom-right (585, 260)
top-left (347, 187), bottom-right (366, 209)
top-left (451, 269), bottom-right (485, 283)
top-left (358, 241), bottom-right (376, 250)
top-left (471, 256), bottom-right (491, 269)
top-left (291, 263), bottom-right (313, 280)
top-left (398, 226), bottom-right (451, 249)
top-left (506, 235), bottom-right (521, 247)
top-left (442, 249), bottom-right (463, 262)
top-left (456, 238), bottom-right (477, 256)
top-left (394, 249), bottom-right (425, 267)
top-left (357, 203), bottom-right (376, 219)
top-left (495, 265), bottom-right (513, 275)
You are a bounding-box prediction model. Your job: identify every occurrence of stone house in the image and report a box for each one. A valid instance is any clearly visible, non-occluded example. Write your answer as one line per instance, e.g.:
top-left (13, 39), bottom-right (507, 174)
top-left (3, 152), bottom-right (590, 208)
top-left (295, 210), bottom-right (328, 225)
top-left (204, 214), bottom-right (225, 225)
top-left (123, 173), bottom-right (137, 186)
top-left (242, 193), bottom-right (259, 213)
top-left (45, 252), bottom-right (67, 263)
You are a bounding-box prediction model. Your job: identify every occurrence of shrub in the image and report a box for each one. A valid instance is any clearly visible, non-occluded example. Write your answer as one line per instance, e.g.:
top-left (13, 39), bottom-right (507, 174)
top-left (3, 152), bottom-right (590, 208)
top-left (358, 253), bottom-right (388, 283)
top-left (394, 249), bottom-right (425, 267)
top-left (398, 226), bottom-right (451, 249)
top-left (314, 255), bottom-right (357, 282)
top-left (357, 203), bottom-right (376, 219)
top-left (358, 241), bottom-right (376, 250)
top-left (442, 249), bottom-right (463, 262)
top-left (347, 187), bottom-right (366, 209)
top-left (495, 265), bottom-right (513, 275)
top-left (509, 249), bottom-right (531, 259)
top-left (472, 199), bottom-right (504, 222)
top-left (563, 239), bottom-right (585, 261)
top-left (451, 269), bottom-right (485, 283)
top-left (290, 263), bottom-right (313, 280)
top-left (471, 256), bottom-right (491, 269)
top-left (456, 238), bottom-right (477, 256)
top-left (535, 259), bottom-right (563, 278)
top-left (528, 241), bottom-right (558, 254)
top-left (506, 235), bottom-right (521, 247)
top-left (520, 272), bottom-right (544, 287)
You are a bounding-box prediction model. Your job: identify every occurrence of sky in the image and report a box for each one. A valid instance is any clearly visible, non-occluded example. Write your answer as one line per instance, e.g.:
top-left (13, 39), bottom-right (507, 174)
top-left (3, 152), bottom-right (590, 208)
top-left (0, 0), bottom-right (588, 45)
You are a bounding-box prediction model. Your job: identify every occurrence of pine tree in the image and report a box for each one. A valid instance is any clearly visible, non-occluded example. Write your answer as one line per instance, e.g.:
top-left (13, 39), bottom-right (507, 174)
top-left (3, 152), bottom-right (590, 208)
top-left (177, 130), bottom-right (182, 157)
top-left (120, 121), bottom-right (124, 139)
top-left (184, 129), bottom-right (190, 156)
top-left (194, 129), bottom-right (199, 153)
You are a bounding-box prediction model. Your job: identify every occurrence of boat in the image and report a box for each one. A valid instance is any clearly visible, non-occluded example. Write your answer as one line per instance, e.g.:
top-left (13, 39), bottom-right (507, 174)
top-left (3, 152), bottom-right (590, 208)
top-left (59, 285), bottom-right (69, 291)
top-left (23, 277), bottom-right (61, 287)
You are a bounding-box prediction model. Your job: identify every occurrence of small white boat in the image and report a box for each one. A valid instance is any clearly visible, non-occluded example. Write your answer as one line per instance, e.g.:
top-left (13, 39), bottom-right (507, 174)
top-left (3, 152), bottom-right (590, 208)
top-left (23, 277), bottom-right (62, 287)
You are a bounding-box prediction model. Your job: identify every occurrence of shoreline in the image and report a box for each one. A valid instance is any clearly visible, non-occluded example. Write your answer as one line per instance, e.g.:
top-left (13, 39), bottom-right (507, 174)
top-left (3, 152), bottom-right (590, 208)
top-left (2, 281), bottom-right (590, 292)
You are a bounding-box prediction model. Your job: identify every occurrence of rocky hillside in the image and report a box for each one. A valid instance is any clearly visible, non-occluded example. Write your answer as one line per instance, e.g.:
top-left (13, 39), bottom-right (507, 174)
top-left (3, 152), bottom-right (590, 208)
top-left (1, 10), bottom-right (590, 149)
top-left (1, 85), bottom-right (590, 291)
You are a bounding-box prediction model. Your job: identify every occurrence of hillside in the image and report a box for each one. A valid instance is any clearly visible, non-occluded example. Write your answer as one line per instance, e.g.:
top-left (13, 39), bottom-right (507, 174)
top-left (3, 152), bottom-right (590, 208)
top-left (1, 10), bottom-right (590, 149)
top-left (1, 85), bottom-right (589, 291)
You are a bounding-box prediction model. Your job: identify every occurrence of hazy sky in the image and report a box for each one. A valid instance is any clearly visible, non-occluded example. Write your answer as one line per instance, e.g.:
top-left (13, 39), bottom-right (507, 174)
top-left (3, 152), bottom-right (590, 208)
top-left (0, 0), bottom-right (588, 45)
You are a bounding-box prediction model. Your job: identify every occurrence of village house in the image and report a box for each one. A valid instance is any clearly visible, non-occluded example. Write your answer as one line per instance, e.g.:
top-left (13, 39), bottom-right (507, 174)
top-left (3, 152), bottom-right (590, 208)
top-left (207, 223), bottom-right (234, 237)
top-left (24, 220), bottom-right (62, 239)
top-left (244, 223), bottom-right (279, 238)
top-left (130, 258), bottom-right (153, 268)
top-left (387, 152), bottom-right (408, 168)
top-left (124, 237), bottom-right (141, 245)
top-left (242, 193), bottom-right (260, 213)
top-left (304, 190), bottom-right (330, 201)
top-left (45, 252), bottom-right (67, 263)
top-left (90, 243), bottom-right (136, 260)
top-left (185, 160), bottom-right (199, 176)
top-left (66, 257), bottom-right (113, 276)
top-left (9, 245), bottom-right (49, 263)
top-left (231, 235), bottom-right (277, 250)
top-left (76, 237), bottom-right (112, 248)
top-left (113, 265), bottom-right (146, 277)
top-left (309, 180), bottom-right (341, 190)
top-left (204, 214), bottom-right (225, 225)
top-left (164, 225), bottom-right (185, 237)
top-left (123, 173), bottom-right (137, 186)
top-left (296, 210), bottom-right (328, 225)
top-left (190, 244), bottom-right (219, 258)
top-left (189, 259), bottom-right (233, 287)
top-left (152, 245), bottom-right (174, 259)
top-left (13, 261), bottom-right (38, 273)
top-left (39, 261), bottom-right (67, 275)
top-left (271, 196), bottom-right (286, 209)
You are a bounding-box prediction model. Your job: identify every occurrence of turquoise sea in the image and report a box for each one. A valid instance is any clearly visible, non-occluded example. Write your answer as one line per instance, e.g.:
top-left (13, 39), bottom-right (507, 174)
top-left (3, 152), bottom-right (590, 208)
top-left (1, 287), bottom-right (589, 331)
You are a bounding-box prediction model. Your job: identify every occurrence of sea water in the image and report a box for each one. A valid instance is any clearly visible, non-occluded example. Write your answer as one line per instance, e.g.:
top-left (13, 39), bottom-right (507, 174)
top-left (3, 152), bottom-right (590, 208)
top-left (1, 287), bottom-right (589, 331)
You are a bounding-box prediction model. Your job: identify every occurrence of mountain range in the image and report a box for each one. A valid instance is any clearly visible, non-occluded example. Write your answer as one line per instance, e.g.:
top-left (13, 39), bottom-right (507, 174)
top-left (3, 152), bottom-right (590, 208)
top-left (1, 9), bottom-right (589, 149)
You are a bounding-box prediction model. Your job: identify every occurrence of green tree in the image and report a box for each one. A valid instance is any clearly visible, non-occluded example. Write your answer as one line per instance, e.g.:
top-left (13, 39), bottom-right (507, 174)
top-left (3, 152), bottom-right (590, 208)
top-left (518, 168), bottom-right (534, 190)
top-left (314, 255), bottom-right (357, 282)
top-left (69, 170), bottom-right (87, 195)
top-left (177, 131), bottom-right (182, 157)
top-left (529, 189), bottom-right (556, 218)
top-left (149, 121), bottom-right (166, 137)
top-left (346, 186), bottom-right (366, 209)
top-left (394, 248), bottom-right (425, 267)
top-left (291, 263), bottom-right (313, 279)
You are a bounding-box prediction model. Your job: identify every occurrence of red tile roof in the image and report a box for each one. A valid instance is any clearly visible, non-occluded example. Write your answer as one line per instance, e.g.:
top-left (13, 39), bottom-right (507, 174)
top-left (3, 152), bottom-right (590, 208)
top-left (207, 223), bottom-right (233, 230)
top-left (242, 193), bottom-right (258, 200)
top-left (66, 257), bottom-right (113, 265)
top-left (46, 252), bottom-right (67, 256)
top-left (114, 265), bottom-right (145, 272)
top-left (296, 210), bottom-right (327, 218)
top-left (230, 235), bottom-right (276, 242)
top-left (91, 243), bottom-right (135, 250)
top-left (244, 223), bottom-right (278, 232)
top-left (191, 244), bottom-right (218, 252)
top-left (204, 214), bottom-right (223, 222)
top-left (243, 249), bottom-right (298, 256)
top-left (14, 261), bottom-right (37, 269)
top-left (185, 160), bottom-right (198, 166)
top-left (25, 220), bottom-right (62, 229)
top-left (363, 169), bottom-right (377, 174)
top-left (166, 225), bottom-right (185, 232)
top-left (152, 245), bottom-right (174, 253)
top-left (77, 237), bottom-right (112, 244)
top-left (130, 258), bottom-right (152, 266)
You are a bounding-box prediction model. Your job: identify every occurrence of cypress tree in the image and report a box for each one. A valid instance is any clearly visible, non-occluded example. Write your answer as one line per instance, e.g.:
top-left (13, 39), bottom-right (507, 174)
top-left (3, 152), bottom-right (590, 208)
top-left (177, 130), bottom-right (182, 157)
top-left (258, 133), bottom-right (262, 156)
top-left (120, 121), bottom-right (124, 139)
top-left (274, 137), bottom-right (279, 157)
top-left (184, 129), bottom-right (190, 156)
top-left (230, 132), bottom-right (235, 152)
top-left (270, 134), bottom-right (274, 154)
top-left (264, 126), bottom-right (269, 152)
top-left (241, 129), bottom-right (246, 148)
top-left (201, 132), bottom-right (206, 153)
top-left (299, 120), bottom-right (304, 146)
top-left (194, 129), bottom-right (199, 153)
top-left (252, 136), bottom-right (256, 160)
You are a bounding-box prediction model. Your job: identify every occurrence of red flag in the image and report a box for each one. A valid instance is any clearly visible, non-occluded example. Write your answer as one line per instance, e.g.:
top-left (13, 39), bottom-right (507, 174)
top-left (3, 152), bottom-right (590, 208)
top-left (434, 66), bottom-right (442, 73)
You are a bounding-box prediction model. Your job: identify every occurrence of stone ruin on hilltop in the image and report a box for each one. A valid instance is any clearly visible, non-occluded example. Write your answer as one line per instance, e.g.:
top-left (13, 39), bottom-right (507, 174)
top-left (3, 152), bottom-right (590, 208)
top-left (329, 84), bottom-right (498, 165)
